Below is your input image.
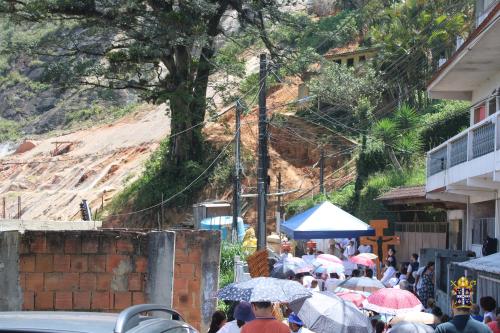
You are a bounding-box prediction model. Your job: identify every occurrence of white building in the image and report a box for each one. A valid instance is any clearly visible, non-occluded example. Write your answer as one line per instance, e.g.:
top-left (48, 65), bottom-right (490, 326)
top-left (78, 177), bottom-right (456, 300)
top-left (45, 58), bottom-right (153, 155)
top-left (426, 0), bottom-right (500, 256)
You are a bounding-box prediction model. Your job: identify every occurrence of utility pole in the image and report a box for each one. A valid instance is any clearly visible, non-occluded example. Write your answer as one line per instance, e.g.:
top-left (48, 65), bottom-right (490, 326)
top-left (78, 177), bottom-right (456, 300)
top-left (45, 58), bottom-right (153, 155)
top-left (232, 100), bottom-right (243, 242)
top-left (276, 173), bottom-right (282, 234)
top-left (17, 196), bottom-right (21, 219)
top-left (319, 148), bottom-right (325, 195)
top-left (257, 53), bottom-right (268, 251)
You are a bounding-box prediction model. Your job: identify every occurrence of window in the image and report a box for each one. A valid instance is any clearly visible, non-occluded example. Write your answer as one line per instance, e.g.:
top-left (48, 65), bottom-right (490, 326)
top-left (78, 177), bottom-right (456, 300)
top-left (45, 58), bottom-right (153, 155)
top-left (474, 103), bottom-right (487, 124)
top-left (334, 59), bottom-right (341, 65)
top-left (359, 55), bottom-right (366, 62)
top-left (347, 58), bottom-right (354, 67)
top-left (472, 218), bottom-right (495, 245)
top-left (488, 97), bottom-right (497, 116)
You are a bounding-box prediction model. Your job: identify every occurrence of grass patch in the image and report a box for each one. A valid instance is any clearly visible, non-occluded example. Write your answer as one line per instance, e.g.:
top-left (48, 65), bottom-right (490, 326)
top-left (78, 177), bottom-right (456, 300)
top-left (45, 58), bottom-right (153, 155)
top-left (0, 117), bottom-right (22, 142)
top-left (64, 103), bottom-right (138, 127)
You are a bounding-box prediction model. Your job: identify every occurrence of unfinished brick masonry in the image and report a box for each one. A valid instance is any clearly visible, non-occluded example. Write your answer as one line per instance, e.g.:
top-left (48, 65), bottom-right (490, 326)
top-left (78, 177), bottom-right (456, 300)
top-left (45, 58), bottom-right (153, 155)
top-left (19, 231), bottom-right (151, 312)
top-left (0, 229), bottom-right (220, 332)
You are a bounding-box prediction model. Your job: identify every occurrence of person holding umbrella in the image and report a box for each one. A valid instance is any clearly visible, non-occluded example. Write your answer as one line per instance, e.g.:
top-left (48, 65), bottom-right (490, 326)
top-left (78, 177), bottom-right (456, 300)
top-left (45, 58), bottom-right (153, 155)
top-left (241, 302), bottom-right (290, 333)
top-left (288, 313), bottom-right (313, 333)
top-left (217, 302), bottom-right (255, 333)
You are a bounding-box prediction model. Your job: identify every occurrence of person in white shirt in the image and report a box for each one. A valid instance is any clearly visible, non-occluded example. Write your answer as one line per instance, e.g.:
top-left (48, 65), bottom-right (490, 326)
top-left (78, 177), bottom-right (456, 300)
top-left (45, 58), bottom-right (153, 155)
top-left (324, 273), bottom-right (341, 291)
top-left (358, 244), bottom-right (372, 253)
top-left (413, 265), bottom-right (426, 293)
top-left (380, 260), bottom-right (397, 287)
top-left (217, 301), bottom-right (255, 333)
top-left (343, 240), bottom-right (356, 259)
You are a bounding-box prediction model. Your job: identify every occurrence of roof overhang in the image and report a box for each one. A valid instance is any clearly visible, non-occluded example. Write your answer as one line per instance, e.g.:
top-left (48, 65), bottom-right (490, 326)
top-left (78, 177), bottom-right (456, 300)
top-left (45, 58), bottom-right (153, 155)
top-left (427, 5), bottom-right (500, 101)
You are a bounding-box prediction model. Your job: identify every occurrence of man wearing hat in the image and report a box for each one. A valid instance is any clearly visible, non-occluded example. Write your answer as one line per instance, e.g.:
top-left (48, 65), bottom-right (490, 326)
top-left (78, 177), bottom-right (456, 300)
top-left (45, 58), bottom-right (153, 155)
top-left (288, 313), bottom-right (313, 333)
top-left (217, 301), bottom-right (255, 333)
top-left (434, 277), bottom-right (491, 333)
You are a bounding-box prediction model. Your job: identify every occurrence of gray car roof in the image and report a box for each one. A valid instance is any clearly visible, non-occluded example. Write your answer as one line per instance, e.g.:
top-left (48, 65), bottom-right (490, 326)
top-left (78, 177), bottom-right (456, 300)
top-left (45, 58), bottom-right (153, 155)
top-left (0, 312), bottom-right (118, 333)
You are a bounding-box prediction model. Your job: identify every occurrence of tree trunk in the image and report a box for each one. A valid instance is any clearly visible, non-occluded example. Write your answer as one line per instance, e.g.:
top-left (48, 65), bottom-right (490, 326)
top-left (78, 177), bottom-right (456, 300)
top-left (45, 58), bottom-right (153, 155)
top-left (168, 83), bottom-right (204, 166)
top-left (387, 147), bottom-right (403, 172)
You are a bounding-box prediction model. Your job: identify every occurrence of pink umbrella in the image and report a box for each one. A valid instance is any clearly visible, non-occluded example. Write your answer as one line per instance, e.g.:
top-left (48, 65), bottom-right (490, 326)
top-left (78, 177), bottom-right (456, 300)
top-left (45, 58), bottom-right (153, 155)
top-left (335, 291), bottom-right (367, 308)
top-left (350, 255), bottom-right (375, 267)
top-left (317, 253), bottom-right (343, 264)
top-left (362, 288), bottom-right (423, 315)
top-left (313, 258), bottom-right (345, 274)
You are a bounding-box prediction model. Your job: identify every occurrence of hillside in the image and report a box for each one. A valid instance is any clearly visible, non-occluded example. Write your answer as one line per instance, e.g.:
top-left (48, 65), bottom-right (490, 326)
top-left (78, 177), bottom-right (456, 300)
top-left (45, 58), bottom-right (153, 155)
top-left (0, 104), bottom-right (169, 220)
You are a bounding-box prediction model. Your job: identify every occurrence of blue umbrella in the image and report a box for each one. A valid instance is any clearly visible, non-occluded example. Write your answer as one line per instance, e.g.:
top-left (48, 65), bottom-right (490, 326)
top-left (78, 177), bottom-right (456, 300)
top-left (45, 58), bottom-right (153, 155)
top-left (217, 277), bottom-right (311, 303)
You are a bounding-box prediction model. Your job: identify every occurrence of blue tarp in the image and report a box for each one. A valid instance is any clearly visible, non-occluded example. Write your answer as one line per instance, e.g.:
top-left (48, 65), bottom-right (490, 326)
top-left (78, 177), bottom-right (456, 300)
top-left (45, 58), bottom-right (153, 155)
top-left (281, 201), bottom-right (375, 239)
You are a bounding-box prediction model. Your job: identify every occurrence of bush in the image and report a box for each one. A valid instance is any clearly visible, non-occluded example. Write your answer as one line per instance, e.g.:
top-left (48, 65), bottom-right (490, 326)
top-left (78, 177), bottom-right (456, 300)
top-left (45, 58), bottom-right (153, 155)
top-left (0, 117), bottom-right (22, 142)
top-left (219, 241), bottom-right (247, 288)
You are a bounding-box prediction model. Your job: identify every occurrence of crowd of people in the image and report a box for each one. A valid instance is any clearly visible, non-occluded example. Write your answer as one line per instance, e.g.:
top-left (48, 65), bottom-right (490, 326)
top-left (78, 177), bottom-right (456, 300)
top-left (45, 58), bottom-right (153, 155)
top-left (210, 240), bottom-right (500, 332)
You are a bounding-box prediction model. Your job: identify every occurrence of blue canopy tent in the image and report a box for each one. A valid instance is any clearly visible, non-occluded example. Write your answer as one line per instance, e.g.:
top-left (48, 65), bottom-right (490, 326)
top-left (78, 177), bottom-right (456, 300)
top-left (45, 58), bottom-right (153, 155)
top-left (281, 201), bottom-right (375, 239)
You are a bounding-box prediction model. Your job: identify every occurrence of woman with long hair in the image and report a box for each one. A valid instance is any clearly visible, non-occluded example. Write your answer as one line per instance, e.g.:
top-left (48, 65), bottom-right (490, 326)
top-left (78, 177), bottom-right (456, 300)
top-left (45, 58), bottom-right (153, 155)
top-left (417, 261), bottom-right (435, 307)
top-left (208, 311), bottom-right (227, 333)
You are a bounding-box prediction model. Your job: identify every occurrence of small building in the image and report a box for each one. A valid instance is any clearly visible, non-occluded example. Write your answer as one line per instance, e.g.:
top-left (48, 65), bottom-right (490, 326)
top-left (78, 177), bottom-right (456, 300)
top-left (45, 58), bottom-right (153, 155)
top-left (455, 252), bottom-right (500, 303)
top-left (192, 200), bottom-right (231, 229)
top-left (377, 185), bottom-right (467, 262)
top-left (324, 42), bottom-right (378, 67)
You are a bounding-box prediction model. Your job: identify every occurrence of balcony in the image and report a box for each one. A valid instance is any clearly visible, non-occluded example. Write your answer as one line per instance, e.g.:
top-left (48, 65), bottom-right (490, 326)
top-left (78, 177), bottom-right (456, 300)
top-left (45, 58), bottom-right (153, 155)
top-left (426, 98), bottom-right (500, 193)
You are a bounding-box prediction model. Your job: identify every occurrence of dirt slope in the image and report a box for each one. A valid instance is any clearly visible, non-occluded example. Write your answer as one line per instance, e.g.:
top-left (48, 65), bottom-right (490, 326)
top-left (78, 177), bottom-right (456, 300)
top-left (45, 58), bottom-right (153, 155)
top-left (0, 104), bottom-right (169, 220)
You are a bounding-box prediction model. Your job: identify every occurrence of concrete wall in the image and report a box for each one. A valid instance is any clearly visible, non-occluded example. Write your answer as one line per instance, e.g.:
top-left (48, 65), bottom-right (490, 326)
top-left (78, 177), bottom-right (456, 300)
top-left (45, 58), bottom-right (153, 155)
top-left (173, 230), bottom-right (221, 333)
top-left (0, 231), bottom-right (22, 310)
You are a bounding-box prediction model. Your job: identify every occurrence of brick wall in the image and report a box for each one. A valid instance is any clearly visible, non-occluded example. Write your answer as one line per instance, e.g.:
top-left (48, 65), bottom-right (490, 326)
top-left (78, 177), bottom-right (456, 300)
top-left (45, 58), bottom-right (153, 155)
top-left (0, 229), bottom-right (220, 332)
top-left (174, 230), bottom-right (221, 333)
top-left (19, 231), bottom-right (149, 311)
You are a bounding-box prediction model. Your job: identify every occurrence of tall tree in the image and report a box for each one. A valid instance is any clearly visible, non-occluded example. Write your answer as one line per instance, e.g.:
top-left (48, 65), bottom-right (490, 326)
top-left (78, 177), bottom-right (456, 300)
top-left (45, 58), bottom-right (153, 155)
top-left (0, 0), bottom-right (282, 167)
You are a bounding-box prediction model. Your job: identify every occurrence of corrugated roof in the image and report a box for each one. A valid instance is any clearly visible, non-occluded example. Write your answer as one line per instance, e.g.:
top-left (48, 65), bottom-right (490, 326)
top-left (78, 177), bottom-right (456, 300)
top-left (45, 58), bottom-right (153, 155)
top-left (377, 185), bottom-right (426, 201)
top-left (457, 253), bottom-right (500, 275)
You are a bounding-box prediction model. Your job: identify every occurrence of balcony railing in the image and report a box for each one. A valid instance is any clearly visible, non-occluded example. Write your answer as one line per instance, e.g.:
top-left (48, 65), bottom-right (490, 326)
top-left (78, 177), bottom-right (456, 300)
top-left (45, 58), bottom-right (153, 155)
top-left (428, 118), bottom-right (498, 177)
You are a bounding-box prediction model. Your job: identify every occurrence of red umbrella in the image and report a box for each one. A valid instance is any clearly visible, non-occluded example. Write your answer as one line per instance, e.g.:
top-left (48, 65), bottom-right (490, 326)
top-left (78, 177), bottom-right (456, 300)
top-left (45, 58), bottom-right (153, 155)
top-left (362, 288), bottom-right (423, 315)
top-left (317, 253), bottom-right (343, 264)
top-left (335, 291), bottom-right (367, 308)
top-left (349, 255), bottom-right (375, 267)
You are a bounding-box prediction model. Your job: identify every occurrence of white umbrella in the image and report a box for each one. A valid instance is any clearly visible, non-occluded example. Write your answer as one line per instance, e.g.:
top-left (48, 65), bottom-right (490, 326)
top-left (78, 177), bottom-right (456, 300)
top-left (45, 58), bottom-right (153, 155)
top-left (289, 291), bottom-right (371, 333)
top-left (388, 321), bottom-right (434, 333)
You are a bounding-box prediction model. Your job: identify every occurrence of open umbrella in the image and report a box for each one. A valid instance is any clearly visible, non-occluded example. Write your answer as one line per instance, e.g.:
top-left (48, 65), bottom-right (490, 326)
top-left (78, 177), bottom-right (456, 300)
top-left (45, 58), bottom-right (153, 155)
top-left (284, 257), bottom-right (313, 274)
top-left (327, 291), bottom-right (367, 308)
top-left (290, 291), bottom-right (371, 333)
top-left (391, 312), bottom-right (440, 325)
top-left (217, 277), bottom-right (311, 303)
top-left (338, 277), bottom-right (385, 292)
top-left (317, 253), bottom-right (343, 264)
top-left (313, 258), bottom-right (345, 274)
top-left (362, 288), bottom-right (423, 315)
top-left (350, 255), bottom-right (375, 267)
top-left (358, 253), bottom-right (378, 260)
top-left (388, 322), bottom-right (434, 333)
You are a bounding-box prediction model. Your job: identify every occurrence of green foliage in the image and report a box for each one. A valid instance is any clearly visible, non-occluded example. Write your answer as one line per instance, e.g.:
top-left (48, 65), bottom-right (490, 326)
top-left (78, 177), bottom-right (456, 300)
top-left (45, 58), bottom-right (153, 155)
top-left (285, 184), bottom-right (355, 216)
top-left (0, 70), bottom-right (49, 91)
top-left (219, 241), bottom-right (247, 288)
top-left (369, 0), bottom-right (474, 108)
top-left (0, 117), bottom-right (22, 142)
top-left (64, 103), bottom-right (137, 127)
top-left (355, 161), bottom-right (426, 221)
top-left (419, 100), bottom-right (470, 150)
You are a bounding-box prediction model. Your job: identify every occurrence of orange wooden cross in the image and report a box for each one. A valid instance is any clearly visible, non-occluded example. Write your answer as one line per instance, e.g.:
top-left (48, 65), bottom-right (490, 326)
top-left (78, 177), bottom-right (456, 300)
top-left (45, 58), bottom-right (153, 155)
top-left (360, 220), bottom-right (400, 279)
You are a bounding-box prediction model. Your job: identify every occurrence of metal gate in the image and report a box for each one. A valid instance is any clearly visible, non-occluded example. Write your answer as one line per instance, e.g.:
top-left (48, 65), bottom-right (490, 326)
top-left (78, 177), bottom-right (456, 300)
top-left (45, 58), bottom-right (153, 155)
top-left (394, 222), bottom-right (448, 263)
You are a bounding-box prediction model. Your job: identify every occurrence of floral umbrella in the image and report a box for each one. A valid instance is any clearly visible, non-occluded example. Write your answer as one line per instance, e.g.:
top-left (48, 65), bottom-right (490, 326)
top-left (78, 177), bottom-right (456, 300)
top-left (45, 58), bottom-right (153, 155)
top-left (317, 253), bottom-right (343, 264)
top-left (358, 253), bottom-right (378, 260)
top-left (217, 277), bottom-right (311, 303)
top-left (338, 277), bottom-right (385, 293)
top-left (362, 288), bottom-right (423, 315)
top-left (313, 258), bottom-right (345, 274)
top-left (350, 255), bottom-right (375, 267)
